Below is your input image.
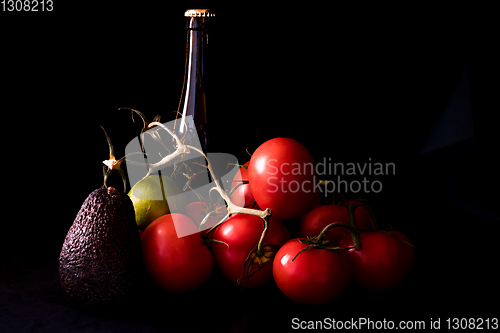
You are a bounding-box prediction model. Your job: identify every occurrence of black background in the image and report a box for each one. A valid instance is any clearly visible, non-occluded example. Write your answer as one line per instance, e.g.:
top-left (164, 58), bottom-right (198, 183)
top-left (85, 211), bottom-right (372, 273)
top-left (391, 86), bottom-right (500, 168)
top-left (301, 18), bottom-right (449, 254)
top-left (1, 2), bottom-right (498, 332)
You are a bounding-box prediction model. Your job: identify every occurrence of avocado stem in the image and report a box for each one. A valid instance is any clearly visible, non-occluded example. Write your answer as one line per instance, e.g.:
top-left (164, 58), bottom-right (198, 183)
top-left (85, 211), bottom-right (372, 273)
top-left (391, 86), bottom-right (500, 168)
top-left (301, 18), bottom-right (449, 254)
top-left (101, 126), bottom-right (127, 192)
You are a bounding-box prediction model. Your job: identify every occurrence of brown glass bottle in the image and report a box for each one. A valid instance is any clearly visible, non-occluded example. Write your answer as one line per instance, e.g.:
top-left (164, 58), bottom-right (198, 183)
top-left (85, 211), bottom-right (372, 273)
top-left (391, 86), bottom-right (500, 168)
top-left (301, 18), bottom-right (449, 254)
top-left (177, 9), bottom-right (214, 153)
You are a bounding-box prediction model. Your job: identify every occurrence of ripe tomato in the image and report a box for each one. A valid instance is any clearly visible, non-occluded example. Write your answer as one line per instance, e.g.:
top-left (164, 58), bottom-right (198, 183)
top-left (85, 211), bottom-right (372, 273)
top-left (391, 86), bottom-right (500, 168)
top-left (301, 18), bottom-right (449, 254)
top-left (141, 213), bottom-right (214, 293)
top-left (299, 202), bottom-right (373, 240)
top-left (186, 201), bottom-right (227, 231)
top-left (230, 161), bottom-right (255, 208)
top-left (340, 231), bottom-right (414, 291)
top-left (389, 230), bottom-right (415, 282)
top-left (299, 204), bottom-right (350, 241)
top-left (273, 239), bottom-right (352, 305)
top-left (248, 138), bottom-right (319, 220)
top-left (212, 213), bottom-right (290, 288)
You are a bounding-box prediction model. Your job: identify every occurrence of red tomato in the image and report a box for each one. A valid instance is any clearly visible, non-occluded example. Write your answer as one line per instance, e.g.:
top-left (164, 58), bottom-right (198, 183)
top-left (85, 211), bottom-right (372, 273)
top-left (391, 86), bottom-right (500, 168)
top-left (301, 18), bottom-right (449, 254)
top-left (340, 231), bottom-right (414, 291)
top-left (299, 204), bottom-right (350, 241)
top-left (141, 214), bottom-right (214, 293)
top-left (273, 238), bottom-right (352, 305)
top-left (248, 138), bottom-right (318, 220)
top-left (212, 213), bottom-right (290, 288)
top-left (299, 202), bottom-right (373, 240)
top-left (230, 162), bottom-right (255, 208)
top-left (186, 201), bottom-right (227, 230)
top-left (390, 230), bottom-right (415, 282)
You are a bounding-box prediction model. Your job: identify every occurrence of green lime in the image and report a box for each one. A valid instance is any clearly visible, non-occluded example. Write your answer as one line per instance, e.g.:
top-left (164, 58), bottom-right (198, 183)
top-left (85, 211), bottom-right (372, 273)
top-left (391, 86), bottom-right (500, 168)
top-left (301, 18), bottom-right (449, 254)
top-left (128, 175), bottom-right (186, 230)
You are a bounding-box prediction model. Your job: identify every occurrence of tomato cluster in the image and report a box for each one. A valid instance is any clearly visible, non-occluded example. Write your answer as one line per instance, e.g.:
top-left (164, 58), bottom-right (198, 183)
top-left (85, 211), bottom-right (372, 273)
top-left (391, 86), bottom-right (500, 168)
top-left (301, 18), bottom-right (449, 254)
top-left (139, 137), bottom-right (414, 305)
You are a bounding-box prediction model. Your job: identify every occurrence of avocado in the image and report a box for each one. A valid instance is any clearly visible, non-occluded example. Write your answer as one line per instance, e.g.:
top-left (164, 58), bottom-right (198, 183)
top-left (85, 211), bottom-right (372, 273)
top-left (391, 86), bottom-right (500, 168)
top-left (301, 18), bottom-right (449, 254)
top-left (59, 186), bottom-right (142, 306)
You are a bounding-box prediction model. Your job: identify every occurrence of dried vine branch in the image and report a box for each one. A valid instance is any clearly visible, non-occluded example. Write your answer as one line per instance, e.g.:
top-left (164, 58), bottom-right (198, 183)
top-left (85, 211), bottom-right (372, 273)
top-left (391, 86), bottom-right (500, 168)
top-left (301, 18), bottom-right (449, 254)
top-left (102, 117), bottom-right (272, 233)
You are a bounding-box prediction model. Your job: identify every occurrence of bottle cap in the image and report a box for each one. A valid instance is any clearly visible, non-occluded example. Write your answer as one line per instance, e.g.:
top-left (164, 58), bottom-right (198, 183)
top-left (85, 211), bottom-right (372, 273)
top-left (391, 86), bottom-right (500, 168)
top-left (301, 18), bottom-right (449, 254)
top-left (184, 9), bottom-right (215, 18)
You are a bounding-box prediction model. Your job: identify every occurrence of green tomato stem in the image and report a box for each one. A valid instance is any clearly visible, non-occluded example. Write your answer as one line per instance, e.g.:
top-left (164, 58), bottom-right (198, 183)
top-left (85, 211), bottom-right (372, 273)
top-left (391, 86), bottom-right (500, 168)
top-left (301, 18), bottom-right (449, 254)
top-left (315, 222), bottom-right (354, 244)
top-left (337, 191), bottom-right (362, 250)
top-left (352, 200), bottom-right (379, 231)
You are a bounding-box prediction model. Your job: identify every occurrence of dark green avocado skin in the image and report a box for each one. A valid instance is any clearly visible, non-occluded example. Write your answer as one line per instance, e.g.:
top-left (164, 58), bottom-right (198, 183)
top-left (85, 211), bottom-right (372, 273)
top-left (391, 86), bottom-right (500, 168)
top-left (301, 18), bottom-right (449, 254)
top-left (59, 187), bottom-right (142, 306)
